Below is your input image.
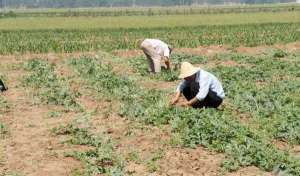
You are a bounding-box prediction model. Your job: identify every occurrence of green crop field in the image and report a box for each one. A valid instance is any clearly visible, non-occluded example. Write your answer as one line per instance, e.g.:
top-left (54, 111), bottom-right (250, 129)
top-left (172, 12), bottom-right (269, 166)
top-left (0, 23), bottom-right (299, 54)
top-left (0, 11), bottom-right (299, 30)
top-left (0, 4), bottom-right (300, 176)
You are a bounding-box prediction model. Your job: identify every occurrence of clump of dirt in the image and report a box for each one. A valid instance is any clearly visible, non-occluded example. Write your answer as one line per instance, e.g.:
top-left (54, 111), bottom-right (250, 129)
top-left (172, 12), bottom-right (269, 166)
top-left (273, 140), bottom-right (289, 151)
top-left (275, 42), bottom-right (300, 52)
top-left (159, 147), bottom-right (224, 175)
top-left (142, 80), bottom-right (178, 90)
top-left (227, 166), bottom-right (272, 176)
top-left (235, 45), bottom-right (270, 55)
top-left (273, 140), bottom-right (300, 156)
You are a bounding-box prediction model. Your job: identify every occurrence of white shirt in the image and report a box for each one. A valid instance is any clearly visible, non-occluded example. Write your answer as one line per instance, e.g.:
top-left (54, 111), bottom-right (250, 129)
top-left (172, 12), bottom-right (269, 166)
top-left (176, 70), bottom-right (225, 101)
top-left (144, 39), bottom-right (170, 58)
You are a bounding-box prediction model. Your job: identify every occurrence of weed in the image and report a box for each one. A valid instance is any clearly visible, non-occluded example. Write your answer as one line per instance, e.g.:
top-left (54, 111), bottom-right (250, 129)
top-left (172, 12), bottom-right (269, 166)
top-left (146, 149), bottom-right (164, 173)
top-left (0, 123), bottom-right (8, 138)
top-left (21, 59), bottom-right (82, 111)
top-left (1, 171), bottom-right (24, 176)
top-left (46, 110), bottom-right (63, 118)
top-left (273, 49), bottom-right (288, 58)
top-left (53, 113), bottom-right (124, 176)
top-left (0, 95), bottom-right (10, 115)
top-left (126, 152), bottom-right (141, 164)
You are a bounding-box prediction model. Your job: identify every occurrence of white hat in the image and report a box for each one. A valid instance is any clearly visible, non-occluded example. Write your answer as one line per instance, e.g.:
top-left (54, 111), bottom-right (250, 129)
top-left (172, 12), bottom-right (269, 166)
top-left (178, 62), bottom-right (200, 79)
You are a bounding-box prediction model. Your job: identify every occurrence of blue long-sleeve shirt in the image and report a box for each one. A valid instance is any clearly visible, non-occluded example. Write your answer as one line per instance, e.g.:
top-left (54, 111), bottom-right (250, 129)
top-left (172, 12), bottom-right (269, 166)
top-left (176, 70), bottom-right (225, 101)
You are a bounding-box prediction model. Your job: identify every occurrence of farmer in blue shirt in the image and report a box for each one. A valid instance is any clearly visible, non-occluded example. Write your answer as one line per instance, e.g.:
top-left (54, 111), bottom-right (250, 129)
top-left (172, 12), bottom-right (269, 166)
top-left (171, 62), bottom-right (225, 108)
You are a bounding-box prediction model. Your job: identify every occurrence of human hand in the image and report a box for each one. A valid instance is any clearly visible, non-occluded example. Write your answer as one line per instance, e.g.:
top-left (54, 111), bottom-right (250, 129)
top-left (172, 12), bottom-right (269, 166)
top-left (178, 101), bottom-right (190, 108)
top-left (170, 97), bottom-right (179, 105)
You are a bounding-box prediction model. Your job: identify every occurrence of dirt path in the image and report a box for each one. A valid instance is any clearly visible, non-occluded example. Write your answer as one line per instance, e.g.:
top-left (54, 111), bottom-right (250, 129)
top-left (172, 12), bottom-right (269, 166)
top-left (0, 60), bottom-right (81, 176)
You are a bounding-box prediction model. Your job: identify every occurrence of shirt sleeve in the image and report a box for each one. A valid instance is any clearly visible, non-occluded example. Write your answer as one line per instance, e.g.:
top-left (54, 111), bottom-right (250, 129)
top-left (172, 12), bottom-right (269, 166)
top-left (176, 80), bottom-right (187, 92)
top-left (163, 47), bottom-right (170, 58)
top-left (196, 76), bottom-right (211, 101)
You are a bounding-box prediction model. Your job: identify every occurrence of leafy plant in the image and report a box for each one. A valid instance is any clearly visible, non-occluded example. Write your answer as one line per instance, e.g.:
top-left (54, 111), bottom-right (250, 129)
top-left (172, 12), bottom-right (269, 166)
top-left (46, 110), bottom-right (63, 118)
top-left (273, 49), bottom-right (288, 58)
top-left (21, 59), bottom-right (82, 111)
top-left (146, 149), bottom-right (164, 173)
top-left (53, 114), bottom-right (125, 176)
top-left (0, 95), bottom-right (10, 115)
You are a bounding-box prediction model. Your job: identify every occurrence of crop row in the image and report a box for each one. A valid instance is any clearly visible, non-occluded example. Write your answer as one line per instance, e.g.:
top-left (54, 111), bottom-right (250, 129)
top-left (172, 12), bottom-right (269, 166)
top-left (0, 22), bottom-right (298, 55)
top-left (68, 56), bottom-right (300, 174)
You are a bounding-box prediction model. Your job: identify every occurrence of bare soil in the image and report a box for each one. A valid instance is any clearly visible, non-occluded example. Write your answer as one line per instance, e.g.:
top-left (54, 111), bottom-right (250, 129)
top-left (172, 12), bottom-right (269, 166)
top-left (177, 45), bottom-right (231, 57)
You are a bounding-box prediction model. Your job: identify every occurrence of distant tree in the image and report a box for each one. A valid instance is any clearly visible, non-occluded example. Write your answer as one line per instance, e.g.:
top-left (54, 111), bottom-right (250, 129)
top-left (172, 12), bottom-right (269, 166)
top-left (1, 0), bottom-right (296, 8)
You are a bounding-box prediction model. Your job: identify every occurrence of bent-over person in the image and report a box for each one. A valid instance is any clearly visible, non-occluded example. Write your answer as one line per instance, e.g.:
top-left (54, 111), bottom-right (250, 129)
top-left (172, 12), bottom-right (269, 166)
top-left (140, 39), bottom-right (172, 73)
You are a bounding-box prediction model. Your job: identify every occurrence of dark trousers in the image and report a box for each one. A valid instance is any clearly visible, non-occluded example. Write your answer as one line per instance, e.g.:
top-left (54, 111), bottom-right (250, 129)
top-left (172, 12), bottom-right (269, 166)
top-left (183, 84), bottom-right (223, 109)
top-left (0, 79), bottom-right (7, 92)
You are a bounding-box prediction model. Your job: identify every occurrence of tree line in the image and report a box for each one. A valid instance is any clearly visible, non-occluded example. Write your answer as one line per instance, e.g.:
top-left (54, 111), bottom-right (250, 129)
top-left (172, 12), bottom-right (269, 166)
top-left (0, 0), bottom-right (297, 8)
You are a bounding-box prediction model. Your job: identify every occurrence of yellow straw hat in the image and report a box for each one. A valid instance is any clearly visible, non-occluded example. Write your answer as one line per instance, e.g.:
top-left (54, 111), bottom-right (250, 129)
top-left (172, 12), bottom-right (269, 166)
top-left (178, 62), bottom-right (200, 79)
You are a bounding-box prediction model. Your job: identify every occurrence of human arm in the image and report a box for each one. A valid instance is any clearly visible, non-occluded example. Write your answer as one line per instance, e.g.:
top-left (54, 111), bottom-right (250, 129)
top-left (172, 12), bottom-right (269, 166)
top-left (163, 56), bottom-right (171, 70)
top-left (171, 91), bottom-right (181, 105)
top-left (171, 81), bottom-right (187, 106)
top-left (181, 97), bottom-right (199, 107)
top-left (163, 46), bottom-right (171, 70)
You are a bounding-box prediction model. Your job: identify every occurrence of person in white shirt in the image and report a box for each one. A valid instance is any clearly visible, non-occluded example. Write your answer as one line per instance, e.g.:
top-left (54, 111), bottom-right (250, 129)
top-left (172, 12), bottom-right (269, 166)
top-left (171, 62), bottom-right (225, 108)
top-left (140, 39), bottom-right (172, 73)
